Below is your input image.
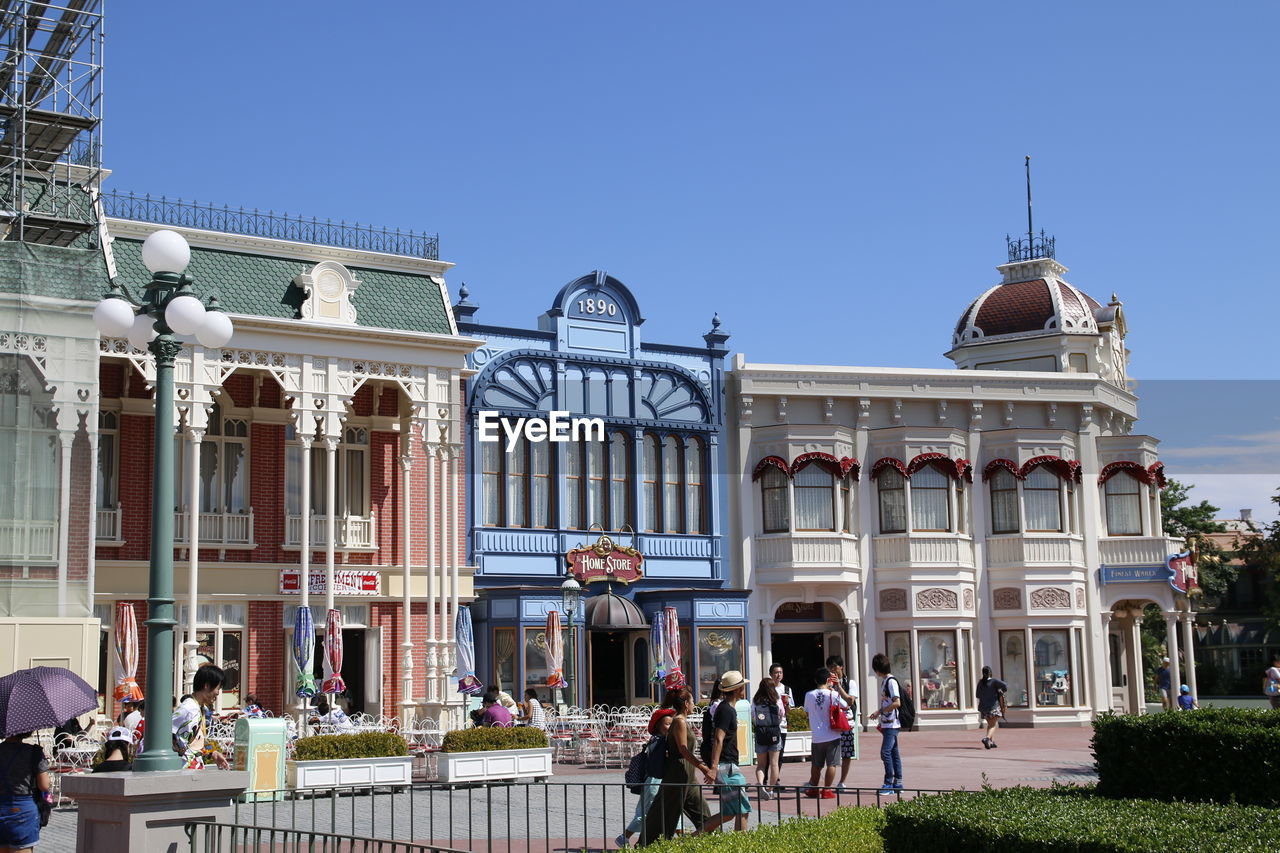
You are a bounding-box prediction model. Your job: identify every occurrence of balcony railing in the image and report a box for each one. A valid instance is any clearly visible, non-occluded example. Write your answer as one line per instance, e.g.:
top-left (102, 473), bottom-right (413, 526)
top-left (0, 519), bottom-right (57, 562)
top-left (872, 534), bottom-right (975, 568)
top-left (985, 534), bottom-right (1085, 569)
top-left (95, 505), bottom-right (122, 542)
top-left (1099, 536), bottom-right (1183, 567)
top-left (174, 510), bottom-right (255, 547)
top-left (286, 511), bottom-right (377, 550)
top-left (753, 533), bottom-right (861, 584)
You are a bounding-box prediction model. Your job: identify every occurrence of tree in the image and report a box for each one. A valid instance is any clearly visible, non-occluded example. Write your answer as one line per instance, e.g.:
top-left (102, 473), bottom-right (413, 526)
top-left (1235, 489), bottom-right (1280, 632)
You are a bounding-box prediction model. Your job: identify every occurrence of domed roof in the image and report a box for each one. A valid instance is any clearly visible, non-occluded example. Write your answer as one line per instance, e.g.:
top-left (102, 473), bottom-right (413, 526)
top-left (584, 592), bottom-right (648, 630)
top-left (952, 271), bottom-right (1102, 348)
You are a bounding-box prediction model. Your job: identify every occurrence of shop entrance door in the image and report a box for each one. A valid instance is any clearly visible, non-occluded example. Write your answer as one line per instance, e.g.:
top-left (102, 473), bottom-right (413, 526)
top-left (590, 631), bottom-right (628, 707)
top-left (771, 632), bottom-right (826, 702)
top-left (308, 628), bottom-right (367, 714)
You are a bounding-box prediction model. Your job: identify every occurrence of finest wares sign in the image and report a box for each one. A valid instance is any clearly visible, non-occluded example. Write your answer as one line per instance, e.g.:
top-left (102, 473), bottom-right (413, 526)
top-left (566, 534), bottom-right (644, 585)
top-left (280, 569), bottom-right (381, 596)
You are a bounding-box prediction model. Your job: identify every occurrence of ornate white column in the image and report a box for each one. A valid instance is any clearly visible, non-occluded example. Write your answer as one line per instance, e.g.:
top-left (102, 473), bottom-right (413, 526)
top-left (424, 444), bottom-right (440, 707)
top-left (1128, 611), bottom-right (1145, 714)
top-left (399, 450), bottom-right (415, 726)
top-left (448, 447), bottom-right (461, 675)
top-left (296, 432), bottom-right (313, 724)
top-left (1180, 609), bottom-right (1198, 700)
top-left (1164, 610), bottom-right (1182, 705)
top-left (1099, 611), bottom-right (1114, 714)
top-left (56, 429), bottom-right (75, 617)
top-left (324, 435), bottom-right (339, 613)
top-left (183, 426), bottom-right (204, 695)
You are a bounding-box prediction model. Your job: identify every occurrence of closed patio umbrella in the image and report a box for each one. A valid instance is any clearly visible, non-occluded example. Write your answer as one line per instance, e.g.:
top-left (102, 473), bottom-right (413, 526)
top-left (293, 605), bottom-right (317, 698)
top-left (113, 602), bottom-right (142, 702)
top-left (455, 606), bottom-right (483, 695)
top-left (545, 610), bottom-right (567, 689)
top-left (662, 606), bottom-right (684, 690)
top-left (650, 608), bottom-right (666, 685)
top-left (320, 608), bottom-right (346, 695)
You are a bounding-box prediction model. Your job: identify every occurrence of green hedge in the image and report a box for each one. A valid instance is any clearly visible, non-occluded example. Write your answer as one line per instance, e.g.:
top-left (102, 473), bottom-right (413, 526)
top-left (293, 732), bottom-right (408, 761)
top-left (1092, 709), bottom-right (1280, 806)
top-left (786, 708), bottom-right (810, 732)
top-left (441, 726), bottom-right (549, 753)
top-left (883, 786), bottom-right (1280, 853)
top-left (646, 806), bottom-right (883, 853)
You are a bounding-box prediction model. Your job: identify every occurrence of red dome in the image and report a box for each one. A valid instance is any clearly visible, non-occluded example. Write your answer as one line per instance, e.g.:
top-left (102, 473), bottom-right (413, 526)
top-left (953, 276), bottom-right (1102, 348)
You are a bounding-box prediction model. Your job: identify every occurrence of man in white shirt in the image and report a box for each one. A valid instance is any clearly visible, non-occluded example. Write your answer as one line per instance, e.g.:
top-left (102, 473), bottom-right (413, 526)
top-left (825, 654), bottom-right (860, 787)
top-left (312, 699), bottom-right (355, 732)
top-left (868, 652), bottom-right (902, 794)
top-left (769, 663), bottom-right (794, 754)
top-left (802, 666), bottom-right (847, 799)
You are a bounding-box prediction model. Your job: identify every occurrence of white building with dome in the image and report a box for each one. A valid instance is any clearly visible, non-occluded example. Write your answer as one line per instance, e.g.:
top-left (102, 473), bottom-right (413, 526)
top-left (728, 239), bottom-right (1194, 728)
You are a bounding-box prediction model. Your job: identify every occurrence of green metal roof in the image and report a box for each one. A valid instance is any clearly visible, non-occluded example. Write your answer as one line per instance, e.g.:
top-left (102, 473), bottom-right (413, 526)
top-left (0, 240), bottom-right (110, 301)
top-left (110, 238), bottom-right (453, 335)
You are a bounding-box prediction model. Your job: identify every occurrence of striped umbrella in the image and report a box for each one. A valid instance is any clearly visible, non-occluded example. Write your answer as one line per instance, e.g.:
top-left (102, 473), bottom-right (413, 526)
top-left (662, 605), bottom-right (684, 690)
top-left (545, 610), bottom-right (567, 688)
top-left (112, 603), bottom-right (142, 702)
top-left (0, 666), bottom-right (98, 738)
top-left (455, 606), bottom-right (483, 695)
top-left (320, 608), bottom-right (346, 695)
top-left (293, 605), bottom-right (317, 698)
top-left (650, 608), bottom-right (666, 684)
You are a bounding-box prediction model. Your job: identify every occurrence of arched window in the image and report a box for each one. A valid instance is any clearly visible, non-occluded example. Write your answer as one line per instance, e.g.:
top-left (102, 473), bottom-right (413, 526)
top-left (530, 441), bottom-right (550, 528)
top-left (479, 425), bottom-right (553, 529)
top-left (609, 433), bottom-right (630, 530)
top-left (877, 467), bottom-right (907, 534)
top-left (1024, 467), bottom-right (1063, 532)
top-left (506, 435), bottom-right (528, 526)
top-left (795, 465), bottom-right (836, 531)
top-left (662, 436), bottom-right (682, 533)
top-left (1104, 473), bottom-right (1142, 536)
top-left (910, 464), bottom-right (951, 531)
top-left (760, 466), bottom-right (789, 533)
top-left (989, 468), bottom-right (1019, 534)
top-left (643, 434), bottom-right (660, 532)
top-left (564, 438), bottom-right (583, 529)
top-left (684, 437), bottom-right (705, 534)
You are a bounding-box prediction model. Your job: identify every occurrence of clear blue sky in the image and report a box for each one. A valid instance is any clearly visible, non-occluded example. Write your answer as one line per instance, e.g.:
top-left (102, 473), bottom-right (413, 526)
top-left (107, 2), bottom-right (1280, 517)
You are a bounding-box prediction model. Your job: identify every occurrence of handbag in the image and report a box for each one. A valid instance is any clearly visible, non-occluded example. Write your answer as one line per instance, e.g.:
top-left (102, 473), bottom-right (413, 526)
top-left (828, 692), bottom-right (851, 732)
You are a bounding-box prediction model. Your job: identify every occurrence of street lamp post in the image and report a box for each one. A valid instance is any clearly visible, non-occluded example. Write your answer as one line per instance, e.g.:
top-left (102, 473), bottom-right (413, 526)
top-left (559, 577), bottom-right (581, 707)
top-left (93, 230), bottom-right (234, 772)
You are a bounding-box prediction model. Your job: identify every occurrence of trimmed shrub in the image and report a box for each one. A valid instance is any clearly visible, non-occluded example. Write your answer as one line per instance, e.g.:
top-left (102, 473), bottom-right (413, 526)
top-left (646, 806), bottom-right (883, 853)
top-left (786, 708), bottom-right (810, 732)
top-left (1092, 709), bottom-right (1280, 806)
top-left (293, 732), bottom-right (408, 762)
top-left (882, 786), bottom-right (1280, 853)
top-left (441, 726), bottom-right (549, 753)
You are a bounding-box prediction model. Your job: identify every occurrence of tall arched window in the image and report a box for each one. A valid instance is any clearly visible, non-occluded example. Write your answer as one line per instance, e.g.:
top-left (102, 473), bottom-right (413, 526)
top-left (662, 436), bottom-right (682, 533)
top-left (989, 468), bottom-right (1019, 534)
top-left (1024, 467), bottom-right (1063, 532)
top-left (760, 466), bottom-right (789, 533)
top-left (684, 437), bottom-right (705, 534)
top-left (609, 433), bottom-right (630, 530)
top-left (795, 465), bottom-right (835, 531)
top-left (877, 467), bottom-right (907, 534)
top-left (1104, 473), bottom-right (1142, 535)
top-left (910, 464), bottom-right (951, 531)
top-left (643, 434), bottom-right (660, 532)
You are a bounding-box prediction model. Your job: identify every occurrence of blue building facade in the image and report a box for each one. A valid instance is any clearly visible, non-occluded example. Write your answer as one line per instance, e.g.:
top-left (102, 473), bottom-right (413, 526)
top-left (456, 272), bottom-right (747, 707)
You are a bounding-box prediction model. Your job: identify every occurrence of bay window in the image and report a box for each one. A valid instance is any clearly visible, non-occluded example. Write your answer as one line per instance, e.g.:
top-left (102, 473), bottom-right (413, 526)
top-left (795, 464), bottom-right (836, 531)
top-left (999, 630), bottom-right (1030, 707)
top-left (990, 468), bottom-right (1019, 533)
top-left (760, 466), bottom-right (789, 533)
top-left (910, 465), bottom-right (951, 531)
top-left (877, 467), bottom-right (907, 533)
top-left (1024, 467), bottom-right (1063, 532)
top-left (1104, 473), bottom-right (1143, 535)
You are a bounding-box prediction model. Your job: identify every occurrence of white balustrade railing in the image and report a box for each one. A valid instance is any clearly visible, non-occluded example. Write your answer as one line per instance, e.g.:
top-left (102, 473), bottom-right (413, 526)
top-left (872, 534), bottom-right (975, 567)
top-left (174, 510), bottom-right (255, 546)
top-left (95, 505), bottom-right (122, 542)
top-left (1099, 536), bottom-right (1182, 567)
top-left (0, 518), bottom-right (58, 562)
top-left (985, 535), bottom-right (1085, 568)
top-left (285, 511), bottom-right (377, 549)
top-left (753, 534), bottom-right (860, 569)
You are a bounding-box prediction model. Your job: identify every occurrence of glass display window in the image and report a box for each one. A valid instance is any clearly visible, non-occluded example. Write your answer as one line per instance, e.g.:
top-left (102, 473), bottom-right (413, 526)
top-left (1000, 630), bottom-right (1030, 707)
top-left (885, 631), bottom-right (913, 690)
top-left (494, 627), bottom-right (517, 695)
top-left (697, 627), bottom-right (743, 702)
top-left (524, 626), bottom-right (571, 707)
top-left (916, 631), bottom-right (960, 709)
top-left (1032, 629), bottom-right (1073, 706)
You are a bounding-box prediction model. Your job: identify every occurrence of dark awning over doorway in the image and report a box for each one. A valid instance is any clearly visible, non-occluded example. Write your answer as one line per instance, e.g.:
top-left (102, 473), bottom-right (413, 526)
top-left (585, 593), bottom-right (648, 630)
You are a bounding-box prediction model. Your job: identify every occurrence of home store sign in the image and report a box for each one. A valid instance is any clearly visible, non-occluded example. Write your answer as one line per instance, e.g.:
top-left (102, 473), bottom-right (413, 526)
top-left (566, 534), bottom-right (644, 585)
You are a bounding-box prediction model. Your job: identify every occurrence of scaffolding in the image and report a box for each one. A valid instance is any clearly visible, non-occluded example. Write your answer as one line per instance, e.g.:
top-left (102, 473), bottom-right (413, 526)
top-left (0, 0), bottom-right (103, 247)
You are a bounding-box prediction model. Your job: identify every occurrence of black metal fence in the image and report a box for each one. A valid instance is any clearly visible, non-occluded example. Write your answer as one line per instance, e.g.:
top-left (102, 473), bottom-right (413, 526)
top-left (229, 781), bottom-right (944, 853)
top-left (186, 820), bottom-right (468, 852)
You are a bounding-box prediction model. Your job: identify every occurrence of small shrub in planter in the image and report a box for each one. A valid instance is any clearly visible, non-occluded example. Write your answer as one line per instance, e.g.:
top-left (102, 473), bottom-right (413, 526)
top-left (786, 708), bottom-right (810, 732)
top-left (293, 732), bottom-right (408, 762)
top-left (883, 786), bottom-right (1280, 853)
top-left (646, 806), bottom-right (883, 853)
top-left (441, 727), bottom-right (549, 753)
top-left (1092, 709), bottom-right (1280, 806)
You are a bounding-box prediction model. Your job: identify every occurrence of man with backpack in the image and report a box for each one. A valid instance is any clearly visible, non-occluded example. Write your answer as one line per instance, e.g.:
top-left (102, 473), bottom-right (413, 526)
top-left (802, 666), bottom-right (847, 799)
top-left (869, 652), bottom-right (913, 794)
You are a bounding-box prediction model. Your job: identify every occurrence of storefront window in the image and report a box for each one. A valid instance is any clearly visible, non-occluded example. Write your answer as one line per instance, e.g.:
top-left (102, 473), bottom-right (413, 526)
top-left (524, 626), bottom-right (572, 707)
top-left (697, 627), bottom-right (743, 702)
top-left (633, 637), bottom-right (652, 701)
top-left (885, 631), bottom-right (913, 687)
top-left (1032, 629), bottom-right (1073, 706)
top-left (494, 627), bottom-right (517, 695)
top-left (917, 631), bottom-right (959, 709)
top-left (1000, 630), bottom-right (1030, 707)
top-left (960, 629), bottom-right (973, 710)
top-left (183, 603), bottom-right (244, 710)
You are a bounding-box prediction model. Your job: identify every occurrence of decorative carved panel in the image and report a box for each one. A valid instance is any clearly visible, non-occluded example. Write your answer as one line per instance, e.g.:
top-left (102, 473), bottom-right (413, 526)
top-left (879, 589), bottom-right (907, 612)
top-left (915, 587), bottom-right (958, 611)
top-left (1030, 587), bottom-right (1072, 609)
top-left (962, 588), bottom-right (974, 611)
top-left (992, 588), bottom-right (1021, 610)
top-left (1075, 587), bottom-right (1085, 609)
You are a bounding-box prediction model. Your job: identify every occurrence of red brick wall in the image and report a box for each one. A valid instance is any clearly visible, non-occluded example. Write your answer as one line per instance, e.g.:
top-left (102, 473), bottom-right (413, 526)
top-left (249, 423), bottom-right (286, 562)
top-left (69, 427), bottom-right (91, 580)
top-left (116, 413), bottom-right (154, 562)
top-left (248, 601), bottom-right (284, 714)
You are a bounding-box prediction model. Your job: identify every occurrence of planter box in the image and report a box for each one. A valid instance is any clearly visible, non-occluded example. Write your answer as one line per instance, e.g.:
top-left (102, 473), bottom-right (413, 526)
top-left (287, 755), bottom-right (413, 790)
top-left (783, 730), bottom-right (812, 760)
top-left (437, 747), bottom-right (554, 785)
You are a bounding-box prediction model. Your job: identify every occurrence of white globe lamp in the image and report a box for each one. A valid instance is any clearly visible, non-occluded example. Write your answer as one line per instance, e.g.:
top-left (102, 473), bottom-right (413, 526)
top-left (127, 313), bottom-right (156, 350)
top-left (93, 296), bottom-right (135, 337)
top-left (140, 229), bottom-right (191, 275)
top-left (165, 294), bottom-right (205, 335)
top-left (196, 306), bottom-right (234, 349)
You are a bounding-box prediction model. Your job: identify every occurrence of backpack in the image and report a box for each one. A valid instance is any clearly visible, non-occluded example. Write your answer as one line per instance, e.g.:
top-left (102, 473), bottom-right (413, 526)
top-left (886, 676), bottom-right (916, 731)
top-left (752, 702), bottom-right (782, 746)
top-left (698, 701), bottom-right (721, 765)
top-left (624, 746), bottom-right (648, 794)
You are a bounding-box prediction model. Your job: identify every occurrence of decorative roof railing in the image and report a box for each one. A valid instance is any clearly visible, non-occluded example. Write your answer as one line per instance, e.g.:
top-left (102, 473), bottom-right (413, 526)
top-left (1006, 229), bottom-right (1055, 262)
top-left (101, 190), bottom-right (439, 260)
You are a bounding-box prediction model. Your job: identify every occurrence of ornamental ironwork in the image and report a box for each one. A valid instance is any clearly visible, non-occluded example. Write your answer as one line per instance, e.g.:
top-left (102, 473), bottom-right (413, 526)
top-left (916, 588), bottom-right (958, 611)
top-left (102, 190), bottom-right (440, 260)
top-left (1006, 229), bottom-right (1056, 261)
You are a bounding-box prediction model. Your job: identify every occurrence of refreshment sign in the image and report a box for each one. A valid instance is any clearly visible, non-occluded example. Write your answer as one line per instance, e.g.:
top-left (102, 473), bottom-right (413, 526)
top-left (279, 569), bottom-right (381, 596)
top-left (566, 534), bottom-right (644, 585)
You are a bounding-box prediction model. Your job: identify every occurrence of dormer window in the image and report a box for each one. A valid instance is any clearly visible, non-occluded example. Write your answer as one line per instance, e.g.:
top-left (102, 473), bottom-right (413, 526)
top-left (296, 261), bottom-right (361, 324)
top-left (1104, 473), bottom-right (1143, 536)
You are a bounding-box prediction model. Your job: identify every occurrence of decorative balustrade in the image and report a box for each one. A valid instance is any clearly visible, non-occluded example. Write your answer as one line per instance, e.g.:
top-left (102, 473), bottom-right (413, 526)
top-left (286, 511), bottom-right (378, 550)
top-left (95, 505), bottom-right (122, 542)
top-left (985, 535), bottom-right (1085, 568)
top-left (753, 534), bottom-right (860, 570)
top-left (0, 519), bottom-right (58, 562)
top-left (1098, 536), bottom-right (1183, 567)
top-left (872, 534), bottom-right (975, 568)
top-left (175, 510), bottom-right (255, 547)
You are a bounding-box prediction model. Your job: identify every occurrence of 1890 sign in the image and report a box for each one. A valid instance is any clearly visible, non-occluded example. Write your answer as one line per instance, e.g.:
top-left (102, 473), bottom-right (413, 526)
top-left (566, 535), bottom-right (644, 585)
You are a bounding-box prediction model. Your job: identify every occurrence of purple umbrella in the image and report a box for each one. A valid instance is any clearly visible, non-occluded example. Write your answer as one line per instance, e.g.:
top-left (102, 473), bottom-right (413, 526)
top-left (0, 666), bottom-right (98, 738)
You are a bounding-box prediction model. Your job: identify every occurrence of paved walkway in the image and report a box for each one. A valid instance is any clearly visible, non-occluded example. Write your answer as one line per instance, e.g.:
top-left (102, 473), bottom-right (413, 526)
top-left (40, 727), bottom-right (1096, 852)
